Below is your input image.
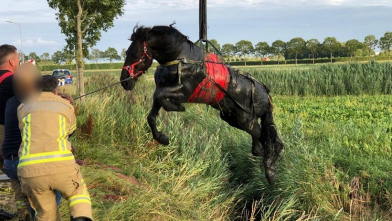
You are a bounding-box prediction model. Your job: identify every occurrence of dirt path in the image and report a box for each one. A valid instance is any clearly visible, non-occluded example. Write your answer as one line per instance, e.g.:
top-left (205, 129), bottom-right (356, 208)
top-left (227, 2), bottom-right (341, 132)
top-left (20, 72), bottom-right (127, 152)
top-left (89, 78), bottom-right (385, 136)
top-left (0, 174), bottom-right (16, 219)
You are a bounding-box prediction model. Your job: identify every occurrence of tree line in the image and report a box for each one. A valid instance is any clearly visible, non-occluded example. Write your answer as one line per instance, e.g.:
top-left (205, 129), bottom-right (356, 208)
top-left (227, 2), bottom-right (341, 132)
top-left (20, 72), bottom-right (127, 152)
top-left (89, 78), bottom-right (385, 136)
top-left (25, 32), bottom-right (392, 67)
top-left (24, 47), bottom-right (124, 65)
top-left (214, 32), bottom-right (392, 65)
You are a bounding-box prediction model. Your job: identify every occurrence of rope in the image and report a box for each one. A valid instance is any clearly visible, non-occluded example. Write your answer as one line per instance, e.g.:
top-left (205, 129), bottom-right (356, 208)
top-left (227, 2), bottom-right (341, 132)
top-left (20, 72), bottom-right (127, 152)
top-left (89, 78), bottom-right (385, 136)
top-left (73, 77), bottom-right (132, 100)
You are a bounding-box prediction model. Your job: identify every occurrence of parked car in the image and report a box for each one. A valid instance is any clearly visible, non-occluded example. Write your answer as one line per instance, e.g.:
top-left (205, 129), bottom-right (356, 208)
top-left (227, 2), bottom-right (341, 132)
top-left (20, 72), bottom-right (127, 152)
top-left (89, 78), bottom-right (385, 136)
top-left (52, 69), bottom-right (73, 86)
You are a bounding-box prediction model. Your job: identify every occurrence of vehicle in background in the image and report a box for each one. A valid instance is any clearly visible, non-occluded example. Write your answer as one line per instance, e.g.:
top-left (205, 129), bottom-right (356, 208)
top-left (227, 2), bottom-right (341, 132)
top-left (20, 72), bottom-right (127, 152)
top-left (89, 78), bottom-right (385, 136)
top-left (52, 69), bottom-right (73, 86)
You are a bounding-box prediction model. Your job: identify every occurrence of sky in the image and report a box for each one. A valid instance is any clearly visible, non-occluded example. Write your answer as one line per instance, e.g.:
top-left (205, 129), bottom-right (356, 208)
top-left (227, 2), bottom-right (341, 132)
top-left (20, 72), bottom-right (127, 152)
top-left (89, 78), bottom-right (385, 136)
top-left (0, 0), bottom-right (391, 57)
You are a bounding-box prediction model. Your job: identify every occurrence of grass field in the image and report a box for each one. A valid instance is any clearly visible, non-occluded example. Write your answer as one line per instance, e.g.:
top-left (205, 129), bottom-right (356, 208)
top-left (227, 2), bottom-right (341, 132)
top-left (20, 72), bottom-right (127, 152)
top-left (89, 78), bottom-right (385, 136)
top-left (55, 62), bottom-right (392, 220)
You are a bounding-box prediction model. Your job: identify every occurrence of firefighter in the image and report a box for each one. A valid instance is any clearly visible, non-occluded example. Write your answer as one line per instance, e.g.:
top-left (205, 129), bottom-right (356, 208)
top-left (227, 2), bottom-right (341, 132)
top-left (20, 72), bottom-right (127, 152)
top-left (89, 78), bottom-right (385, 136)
top-left (3, 75), bottom-right (71, 220)
top-left (14, 63), bottom-right (93, 221)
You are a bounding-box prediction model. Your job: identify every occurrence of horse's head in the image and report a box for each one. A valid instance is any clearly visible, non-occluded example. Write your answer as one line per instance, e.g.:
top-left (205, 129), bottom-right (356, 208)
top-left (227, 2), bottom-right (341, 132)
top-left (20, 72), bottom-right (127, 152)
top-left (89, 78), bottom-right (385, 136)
top-left (121, 26), bottom-right (153, 91)
top-left (121, 25), bottom-right (192, 91)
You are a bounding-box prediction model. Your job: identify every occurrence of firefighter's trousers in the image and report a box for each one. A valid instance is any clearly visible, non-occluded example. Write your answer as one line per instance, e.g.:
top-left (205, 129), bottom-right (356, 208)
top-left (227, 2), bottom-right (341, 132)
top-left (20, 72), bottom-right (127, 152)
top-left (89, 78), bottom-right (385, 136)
top-left (20, 165), bottom-right (93, 221)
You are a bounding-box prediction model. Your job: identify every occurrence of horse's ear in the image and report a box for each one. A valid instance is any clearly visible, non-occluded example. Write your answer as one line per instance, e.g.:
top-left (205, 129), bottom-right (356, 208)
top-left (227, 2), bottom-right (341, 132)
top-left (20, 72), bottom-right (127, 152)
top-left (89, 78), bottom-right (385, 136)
top-left (130, 25), bottom-right (139, 41)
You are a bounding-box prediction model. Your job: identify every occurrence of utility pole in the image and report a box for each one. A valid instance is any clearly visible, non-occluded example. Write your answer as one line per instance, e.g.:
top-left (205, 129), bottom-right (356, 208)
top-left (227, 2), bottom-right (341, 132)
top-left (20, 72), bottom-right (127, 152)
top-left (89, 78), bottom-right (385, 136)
top-left (6, 21), bottom-right (24, 63)
top-left (199, 0), bottom-right (207, 52)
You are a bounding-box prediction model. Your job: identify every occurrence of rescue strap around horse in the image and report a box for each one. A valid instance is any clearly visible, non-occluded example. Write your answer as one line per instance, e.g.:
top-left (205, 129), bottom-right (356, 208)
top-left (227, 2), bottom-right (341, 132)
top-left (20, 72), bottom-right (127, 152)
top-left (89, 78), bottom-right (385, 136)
top-left (162, 59), bottom-right (203, 85)
top-left (161, 59), bottom-right (254, 116)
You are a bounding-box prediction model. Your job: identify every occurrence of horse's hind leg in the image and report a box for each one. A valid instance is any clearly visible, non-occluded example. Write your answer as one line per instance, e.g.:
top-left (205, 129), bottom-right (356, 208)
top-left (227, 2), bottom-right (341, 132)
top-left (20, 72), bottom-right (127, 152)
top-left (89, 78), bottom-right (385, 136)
top-left (221, 111), bottom-right (263, 157)
top-left (251, 137), bottom-right (263, 157)
top-left (147, 98), bottom-right (170, 145)
top-left (238, 115), bottom-right (264, 157)
top-left (259, 107), bottom-right (284, 185)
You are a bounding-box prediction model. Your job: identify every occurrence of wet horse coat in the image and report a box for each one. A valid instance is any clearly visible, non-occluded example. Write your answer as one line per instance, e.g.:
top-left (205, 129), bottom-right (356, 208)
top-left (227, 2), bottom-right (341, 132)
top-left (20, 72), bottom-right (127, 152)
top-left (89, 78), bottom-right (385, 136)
top-left (120, 26), bottom-right (284, 184)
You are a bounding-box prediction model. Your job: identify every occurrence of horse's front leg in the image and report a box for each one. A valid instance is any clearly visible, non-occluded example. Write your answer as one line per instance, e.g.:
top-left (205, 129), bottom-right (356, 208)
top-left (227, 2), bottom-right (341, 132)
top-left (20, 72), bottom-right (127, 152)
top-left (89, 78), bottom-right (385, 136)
top-left (155, 85), bottom-right (186, 112)
top-left (147, 98), bottom-right (170, 145)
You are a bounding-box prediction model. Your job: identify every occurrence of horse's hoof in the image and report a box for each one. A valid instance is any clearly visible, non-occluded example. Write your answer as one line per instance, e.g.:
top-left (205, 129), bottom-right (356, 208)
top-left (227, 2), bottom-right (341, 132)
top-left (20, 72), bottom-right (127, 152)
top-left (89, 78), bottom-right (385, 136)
top-left (264, 167), bottom-right (276, 185)
top-left (156, 134), bottom-right (170, 145)
top-left (178, 105), bottom-right (185, 112)
top-left (263, 159), bottom-right (276, 185)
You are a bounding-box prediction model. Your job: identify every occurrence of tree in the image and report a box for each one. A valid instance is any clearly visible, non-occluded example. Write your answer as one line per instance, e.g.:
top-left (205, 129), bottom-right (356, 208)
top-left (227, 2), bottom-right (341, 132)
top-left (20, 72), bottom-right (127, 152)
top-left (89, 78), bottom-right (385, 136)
top-left (286, 37), bottom-right (306, 65)
top-left (221, 43), bottom-right (236, 64)
top-left (254, 42), bottom-right (270, 65)
top-left (88, 48), bottom-right (102, 64)
top-left (40, 52), bottom-right (50, 61)
top-left (323, 37), bottom-right (340, 63)
top-left (345, 39), bottom-right (361, 61)
top-left (64, 51), bottom-right (75, 64)
top-left (103, 47), bottom-right (121, 65)
top-left (52, 51), bottom-right (66, 64)
top-left (27, 52), bottom-right (41, 63)
top-left (235, 40), bottom-right (254, 66)
top-left (306, 39), bottom-right (320, 64)
top-left (364, 35), bottom-right (378, 61)
top-left (379, 32), bottom-right (392, 61)
top-left (271, 40), bottom-right (286, 65)
top-left (48, 0), bottom-right (125, 97)
top-left (121, 48), bottom-right (127, 60)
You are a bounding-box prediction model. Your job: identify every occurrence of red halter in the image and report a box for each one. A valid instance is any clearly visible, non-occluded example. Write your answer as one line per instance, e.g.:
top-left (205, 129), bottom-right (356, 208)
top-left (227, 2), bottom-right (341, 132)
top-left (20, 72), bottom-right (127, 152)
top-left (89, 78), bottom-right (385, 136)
top-left (122, 41), bottom-right (152, 79)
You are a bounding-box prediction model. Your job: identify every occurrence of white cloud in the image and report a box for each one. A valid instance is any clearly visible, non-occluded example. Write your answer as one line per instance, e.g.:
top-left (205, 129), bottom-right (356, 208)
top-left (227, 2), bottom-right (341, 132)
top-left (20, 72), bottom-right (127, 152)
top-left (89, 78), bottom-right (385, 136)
top-left (284, 0), bottom-right (392, 7)
top-left (120, 0), bottom-right (392, 13)
top-left (0, 1), bottom-right (57, 24)
top-left (1, 0), bottom-right (391, 55)
top-left (1, 0), bottom-right (391, 23)
top-left (216, 0), bottom-right (392, 7)
top-left (12, 37), bottom-right (59, 47)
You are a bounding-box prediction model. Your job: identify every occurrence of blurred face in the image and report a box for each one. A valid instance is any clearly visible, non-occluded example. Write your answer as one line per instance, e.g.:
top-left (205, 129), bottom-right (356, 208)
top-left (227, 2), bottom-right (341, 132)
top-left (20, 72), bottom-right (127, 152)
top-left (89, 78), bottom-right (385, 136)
top-left (13, 63), bottom-right (41, 103)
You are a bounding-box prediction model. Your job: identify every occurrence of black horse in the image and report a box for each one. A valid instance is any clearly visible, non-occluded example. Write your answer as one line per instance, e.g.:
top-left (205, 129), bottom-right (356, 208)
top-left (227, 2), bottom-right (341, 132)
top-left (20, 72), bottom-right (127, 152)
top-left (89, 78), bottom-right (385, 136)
top-left (120, 26), bottom-right (284, 184)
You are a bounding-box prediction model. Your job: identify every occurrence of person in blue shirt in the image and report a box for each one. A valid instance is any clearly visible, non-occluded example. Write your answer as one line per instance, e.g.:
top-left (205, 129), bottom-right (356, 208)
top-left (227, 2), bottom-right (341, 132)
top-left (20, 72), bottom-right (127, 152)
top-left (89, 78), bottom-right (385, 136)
top-left (0, 44), bottom-right (20, 170)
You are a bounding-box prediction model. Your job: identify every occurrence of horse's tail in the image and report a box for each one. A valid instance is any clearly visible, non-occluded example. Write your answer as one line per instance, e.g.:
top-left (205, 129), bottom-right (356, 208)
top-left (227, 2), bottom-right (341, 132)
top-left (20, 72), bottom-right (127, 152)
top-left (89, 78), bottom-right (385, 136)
top-left (260, 92), bottom-right (283, 184)
top-left (262, 83), bottom-right (274, 110)
top-left (267, 94), bottom-right (274, 110)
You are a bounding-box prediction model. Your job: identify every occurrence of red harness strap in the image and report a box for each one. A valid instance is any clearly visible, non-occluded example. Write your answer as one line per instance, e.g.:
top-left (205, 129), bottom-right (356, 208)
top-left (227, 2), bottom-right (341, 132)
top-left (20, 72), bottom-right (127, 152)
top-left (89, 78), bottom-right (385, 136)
top-left (0, 71), bottom-right (13, 85)
top-left (122, 41), bottom-right (152, 79)
top-left (188, 54), bottom-right (230, 105)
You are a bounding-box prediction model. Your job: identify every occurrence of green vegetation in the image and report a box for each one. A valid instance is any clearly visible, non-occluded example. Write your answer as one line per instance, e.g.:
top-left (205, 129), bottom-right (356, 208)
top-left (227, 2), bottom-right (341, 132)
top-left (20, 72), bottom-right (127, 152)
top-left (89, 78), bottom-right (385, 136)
top-left (245, 62), bottom-right (392, 96)
top-left (57, 62), bottom-right (391, 220)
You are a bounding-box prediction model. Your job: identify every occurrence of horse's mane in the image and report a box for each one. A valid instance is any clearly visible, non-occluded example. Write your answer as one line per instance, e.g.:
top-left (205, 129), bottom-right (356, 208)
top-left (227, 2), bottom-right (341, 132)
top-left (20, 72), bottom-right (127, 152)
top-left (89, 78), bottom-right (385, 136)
top-left (130, 25), bottom-right (191, 44)
top-left (130, 26), bottom-right (151, 41)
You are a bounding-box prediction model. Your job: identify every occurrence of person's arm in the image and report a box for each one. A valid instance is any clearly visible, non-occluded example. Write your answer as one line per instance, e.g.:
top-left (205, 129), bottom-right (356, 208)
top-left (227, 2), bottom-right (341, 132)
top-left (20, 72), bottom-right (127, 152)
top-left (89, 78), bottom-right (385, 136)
top-left (68, 106), bottom-right (77, 137)
top-left (58, 93), bottom-right (74, 104)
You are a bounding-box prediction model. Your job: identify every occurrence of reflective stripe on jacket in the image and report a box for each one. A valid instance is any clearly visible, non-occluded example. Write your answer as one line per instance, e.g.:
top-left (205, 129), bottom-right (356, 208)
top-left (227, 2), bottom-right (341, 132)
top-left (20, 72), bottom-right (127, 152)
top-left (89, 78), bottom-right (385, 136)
top-left (17, 92), bottom-right (77, 178)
